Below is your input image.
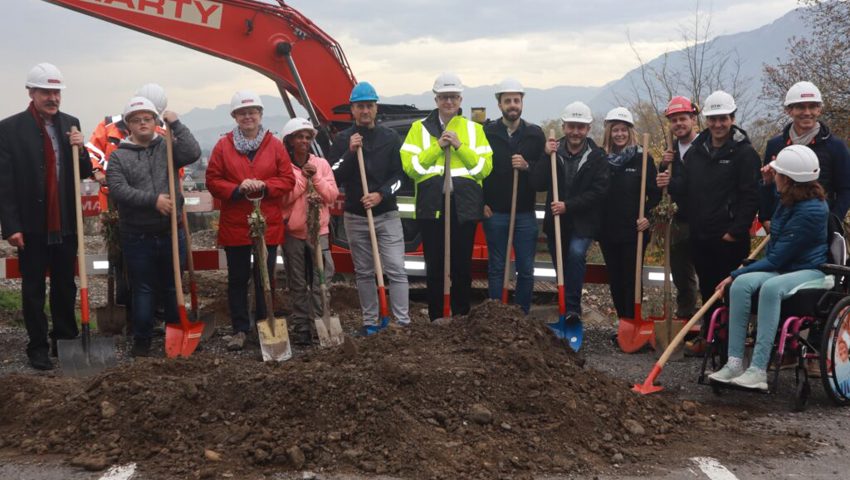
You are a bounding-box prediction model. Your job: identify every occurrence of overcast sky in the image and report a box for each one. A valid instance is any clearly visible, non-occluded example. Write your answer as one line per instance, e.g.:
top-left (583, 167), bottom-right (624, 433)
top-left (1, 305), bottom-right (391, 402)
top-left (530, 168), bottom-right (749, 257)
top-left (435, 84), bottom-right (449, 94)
top-left (0, 0), bottom-right (799, 130)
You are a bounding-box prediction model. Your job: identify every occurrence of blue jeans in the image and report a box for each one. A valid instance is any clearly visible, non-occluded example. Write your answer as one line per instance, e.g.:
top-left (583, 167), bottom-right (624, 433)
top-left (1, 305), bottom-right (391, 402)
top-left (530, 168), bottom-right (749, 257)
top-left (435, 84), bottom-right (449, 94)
top-left (122, 230), bottom-right (186, 341)
top-left (483, 211), bottom-right (537, 313)
top-left (547, 233), bottom-right (593, 317)
top-left (728, 269), bottom-right (825, 370)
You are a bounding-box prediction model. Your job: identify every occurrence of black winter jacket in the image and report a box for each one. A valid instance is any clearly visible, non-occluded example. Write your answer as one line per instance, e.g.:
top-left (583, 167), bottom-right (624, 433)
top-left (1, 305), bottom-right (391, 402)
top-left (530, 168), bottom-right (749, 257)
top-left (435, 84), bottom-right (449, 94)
top-left (530, 137), bottom-right (609, 238)
top-left (599, 148), bottom-right (661, 244)
top-left (330, 124), bottom-right (403, 217)
top-left (669, 126), bottom-right (760, 241)
top-left (659, 138), bottom-right (693, 223)
top-left (483, 119), bottom-right (546, 214)
top-left (0, 109), bottom-right (93, 238)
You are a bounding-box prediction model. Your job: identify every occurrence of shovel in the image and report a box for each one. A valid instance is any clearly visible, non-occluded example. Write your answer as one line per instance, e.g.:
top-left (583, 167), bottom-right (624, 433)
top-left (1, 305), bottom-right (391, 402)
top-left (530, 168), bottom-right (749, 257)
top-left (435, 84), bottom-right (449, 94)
top-left (501, 168), bottom-right (519, 304)
top-left (247, 192), bottom-right (292, 362)
top-left (58, 127), bottom-right (118, 377)
top-left (163, 125), bottom-right (204, 358)
top-left (633, 235), bottom-right (770, 394)
top-left (181, 187), bottom-right (216, 341)
top-left (357, 147), bottom-right (391, 334)
top-left (545, 129), bottom-right (582, 351)
top-left (308, 179), bottom-right (344, 346)
top-left (439, 146), bottom-right (453, 321)
top-left (617, 133), bottom-right (655, 353)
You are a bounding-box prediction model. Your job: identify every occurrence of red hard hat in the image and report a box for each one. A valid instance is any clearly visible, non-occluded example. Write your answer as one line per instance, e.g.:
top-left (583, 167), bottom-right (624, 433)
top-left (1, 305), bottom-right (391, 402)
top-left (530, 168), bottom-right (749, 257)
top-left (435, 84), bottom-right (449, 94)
top-left (665, 96), bottom-right (698, 117)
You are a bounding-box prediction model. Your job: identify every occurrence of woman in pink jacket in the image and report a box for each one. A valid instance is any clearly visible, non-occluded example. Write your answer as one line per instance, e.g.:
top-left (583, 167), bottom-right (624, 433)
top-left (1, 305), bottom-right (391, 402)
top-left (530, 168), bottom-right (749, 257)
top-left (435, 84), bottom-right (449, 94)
top-left (281, 118), bottom-right (339, 346)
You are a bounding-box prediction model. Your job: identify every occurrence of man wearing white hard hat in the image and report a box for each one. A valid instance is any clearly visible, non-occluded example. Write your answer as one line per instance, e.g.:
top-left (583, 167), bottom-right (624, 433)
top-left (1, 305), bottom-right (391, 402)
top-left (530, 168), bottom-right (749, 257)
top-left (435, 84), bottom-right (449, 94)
top-left (531, 101), bottom-right (609, 325)
top-left (760, 81), bottom-right (850, 230)
top-left (206, 91), bottom-right (295, 351)
top-left (482, 78), bottom-right (545, 313)
top-left (400, 72), bottom-right (493, 320)
top-left (108, 97), bottom-right (202, 357)
top-left (0, 63), bottom-right (93, 370)
top-left (659, 90), bottom-right (760, 353)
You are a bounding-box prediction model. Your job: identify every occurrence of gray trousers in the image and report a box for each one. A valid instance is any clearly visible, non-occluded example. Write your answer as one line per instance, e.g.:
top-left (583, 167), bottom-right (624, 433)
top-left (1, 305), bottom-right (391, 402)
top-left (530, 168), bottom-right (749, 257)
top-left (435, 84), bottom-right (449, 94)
top-left (282, 233), bottom-right (334, 333)
top-left (344, 211), bottom-right (410, 325)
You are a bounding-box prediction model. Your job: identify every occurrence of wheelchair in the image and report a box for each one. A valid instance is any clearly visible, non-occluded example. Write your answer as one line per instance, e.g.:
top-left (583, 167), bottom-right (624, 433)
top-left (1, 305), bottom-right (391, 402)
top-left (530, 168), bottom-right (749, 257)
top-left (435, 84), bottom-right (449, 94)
top-left (698, 219), bottom-right (850, 411)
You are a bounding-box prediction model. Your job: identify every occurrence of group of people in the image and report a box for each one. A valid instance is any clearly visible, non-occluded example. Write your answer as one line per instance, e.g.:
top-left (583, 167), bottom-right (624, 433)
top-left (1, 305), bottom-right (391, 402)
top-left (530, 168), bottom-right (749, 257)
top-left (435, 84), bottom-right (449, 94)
top-left (2, 62), bottom-right (848, 389)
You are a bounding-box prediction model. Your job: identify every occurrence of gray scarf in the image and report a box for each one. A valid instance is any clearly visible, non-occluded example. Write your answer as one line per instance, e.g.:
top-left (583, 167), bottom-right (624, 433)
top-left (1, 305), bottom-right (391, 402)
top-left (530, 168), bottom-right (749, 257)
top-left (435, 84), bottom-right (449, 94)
top-left (232, 126), bottom-right (266, 155)
top-left (789, 122), bottom-right (820, 146)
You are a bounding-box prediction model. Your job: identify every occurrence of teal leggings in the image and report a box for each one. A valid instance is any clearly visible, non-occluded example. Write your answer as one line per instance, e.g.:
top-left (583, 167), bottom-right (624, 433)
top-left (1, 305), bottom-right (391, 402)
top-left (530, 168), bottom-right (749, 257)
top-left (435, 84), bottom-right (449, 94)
top-left (728, 270), bottom-right (825, 370)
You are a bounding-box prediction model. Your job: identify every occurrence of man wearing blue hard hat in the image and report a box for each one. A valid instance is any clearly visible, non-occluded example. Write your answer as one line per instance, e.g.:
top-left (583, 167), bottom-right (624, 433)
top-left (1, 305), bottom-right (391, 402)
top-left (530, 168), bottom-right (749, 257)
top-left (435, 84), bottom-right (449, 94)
top-left (330, 82), bottom-right (410, 333)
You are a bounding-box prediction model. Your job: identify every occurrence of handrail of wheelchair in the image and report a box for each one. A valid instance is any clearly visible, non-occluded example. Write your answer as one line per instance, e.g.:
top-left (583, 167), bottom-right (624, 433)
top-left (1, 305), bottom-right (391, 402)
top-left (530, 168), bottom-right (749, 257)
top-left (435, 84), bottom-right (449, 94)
top-left (818, 263), bottom-right (850, 277)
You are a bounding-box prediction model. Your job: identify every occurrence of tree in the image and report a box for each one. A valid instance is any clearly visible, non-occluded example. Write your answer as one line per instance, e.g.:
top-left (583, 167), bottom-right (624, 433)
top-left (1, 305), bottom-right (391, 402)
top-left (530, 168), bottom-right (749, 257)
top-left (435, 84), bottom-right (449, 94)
top-left (763, 0), bottom-right (850, 140)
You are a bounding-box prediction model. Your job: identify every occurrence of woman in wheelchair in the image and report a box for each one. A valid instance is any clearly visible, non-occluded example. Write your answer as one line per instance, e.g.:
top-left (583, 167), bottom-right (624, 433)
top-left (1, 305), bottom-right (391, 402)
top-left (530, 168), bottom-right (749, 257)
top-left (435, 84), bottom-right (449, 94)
top-left (709, 145), bottom-right (829, 390)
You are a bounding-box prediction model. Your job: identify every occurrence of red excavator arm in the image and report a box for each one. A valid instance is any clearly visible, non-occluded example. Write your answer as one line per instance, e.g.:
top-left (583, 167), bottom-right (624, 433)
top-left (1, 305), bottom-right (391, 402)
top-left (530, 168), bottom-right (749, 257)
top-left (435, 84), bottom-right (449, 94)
top-left (43, 0), bottom-right (356, 125)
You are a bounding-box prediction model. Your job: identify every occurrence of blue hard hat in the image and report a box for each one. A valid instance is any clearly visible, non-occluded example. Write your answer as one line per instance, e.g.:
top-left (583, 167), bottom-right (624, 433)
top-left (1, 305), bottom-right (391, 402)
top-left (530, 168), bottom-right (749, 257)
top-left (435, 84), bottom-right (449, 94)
top-left (350, 82), bottom-right (379, 103)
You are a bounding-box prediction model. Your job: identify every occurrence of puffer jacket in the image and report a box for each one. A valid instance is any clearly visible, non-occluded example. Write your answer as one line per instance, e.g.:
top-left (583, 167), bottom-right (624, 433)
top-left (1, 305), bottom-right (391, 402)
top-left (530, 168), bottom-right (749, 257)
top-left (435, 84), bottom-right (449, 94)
top-left (732, 197), bottom-right (828, 277)
top-left (206, 131), bottom-right (295, 246)
top-left (107, 120), bottom-right (200, 234)
top-left (282, 154), bottom-right (339, 241)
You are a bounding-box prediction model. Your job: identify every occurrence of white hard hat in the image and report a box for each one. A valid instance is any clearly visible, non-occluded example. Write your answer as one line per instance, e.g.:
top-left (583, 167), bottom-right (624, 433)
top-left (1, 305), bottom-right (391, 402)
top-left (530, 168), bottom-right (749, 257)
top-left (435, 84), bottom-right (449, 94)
top-left (703, 90), bottom-right (737, 116)
top-left (123, 96), bottom-right (158, 119)
top-left (230, 90), bottom-right (264, 114)
top-left (432, 72), bottom-right (464, 94)
top-left (769, 144), bottom-right (820, 183)
top-left (560, 101), bottom-right (593, 124)
top-left (135, 83), bottom-right (168, 114)
top-left (784, 81), bottom-right (823, 106)
top-left (282, 117), bottom-right (317, 139)
top-left (25, 62), bottom-right (65, 90)
top-left (494, 78), bottom-right (524, 100)
top-left (604, 107), bottom-right (634, 126)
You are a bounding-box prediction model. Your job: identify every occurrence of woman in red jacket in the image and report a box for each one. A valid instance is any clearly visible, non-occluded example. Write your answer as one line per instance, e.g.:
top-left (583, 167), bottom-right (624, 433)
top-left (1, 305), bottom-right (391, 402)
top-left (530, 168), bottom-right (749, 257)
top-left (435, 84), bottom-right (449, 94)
top-left (206, 91), bottom-right (295, 351)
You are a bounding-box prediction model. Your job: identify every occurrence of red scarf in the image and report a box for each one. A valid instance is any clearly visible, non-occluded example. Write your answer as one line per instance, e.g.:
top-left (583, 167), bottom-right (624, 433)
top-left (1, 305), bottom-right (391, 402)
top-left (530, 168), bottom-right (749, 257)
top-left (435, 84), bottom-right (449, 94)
top-left (28, 102), bottom-right (61, 237)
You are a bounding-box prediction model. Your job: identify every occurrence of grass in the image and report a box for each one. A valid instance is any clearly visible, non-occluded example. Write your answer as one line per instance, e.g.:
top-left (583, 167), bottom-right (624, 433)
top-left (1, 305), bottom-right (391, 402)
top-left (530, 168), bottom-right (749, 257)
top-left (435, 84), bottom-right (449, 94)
top-left (0, 288), bottom-right (86, 328)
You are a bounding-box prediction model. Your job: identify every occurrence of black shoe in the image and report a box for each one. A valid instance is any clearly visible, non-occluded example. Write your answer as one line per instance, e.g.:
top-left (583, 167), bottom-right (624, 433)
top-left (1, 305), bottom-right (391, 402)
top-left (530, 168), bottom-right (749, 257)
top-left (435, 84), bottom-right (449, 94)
top-left (293, 332), bottom-right (313, 347)
top-left (131, 338), bottom-right (152, 357)
top-left (50, 338), bottom-right (58, 358)
top-left (28, 351), bottom-right (54, 371)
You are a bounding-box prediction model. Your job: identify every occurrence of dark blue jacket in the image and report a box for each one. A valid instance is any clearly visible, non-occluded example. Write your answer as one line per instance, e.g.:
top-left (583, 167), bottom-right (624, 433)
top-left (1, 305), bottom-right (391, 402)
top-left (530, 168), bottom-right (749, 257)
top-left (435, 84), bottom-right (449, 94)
top-left (732, 197), bottom-right (828, 278)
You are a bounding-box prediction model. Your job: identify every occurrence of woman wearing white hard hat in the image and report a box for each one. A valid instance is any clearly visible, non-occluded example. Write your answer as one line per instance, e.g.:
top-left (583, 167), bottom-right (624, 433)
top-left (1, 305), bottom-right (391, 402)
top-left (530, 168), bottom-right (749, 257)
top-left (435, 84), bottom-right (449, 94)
top-left (206, 90), bottom-right (295, 351)
top-left (598, 107), bottom-right (660, 321)
top-left (710, 145), bottom-right (829, 390)
top-left (280, 118), bottom-right (339, 346)
top-left (761, 81), bottom-right (850, 231)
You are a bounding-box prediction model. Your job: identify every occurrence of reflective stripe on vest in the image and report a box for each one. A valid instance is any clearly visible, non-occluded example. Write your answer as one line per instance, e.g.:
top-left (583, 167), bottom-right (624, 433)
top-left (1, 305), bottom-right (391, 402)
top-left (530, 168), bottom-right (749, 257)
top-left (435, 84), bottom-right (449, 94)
top-left (401, 120), bottom-right (491, 178)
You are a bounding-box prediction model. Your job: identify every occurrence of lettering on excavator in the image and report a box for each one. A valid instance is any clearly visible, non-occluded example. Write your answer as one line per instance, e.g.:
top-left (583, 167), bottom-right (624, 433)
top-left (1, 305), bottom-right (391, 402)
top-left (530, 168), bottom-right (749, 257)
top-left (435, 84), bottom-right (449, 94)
top-left (80, 0), bottom-right (223, 29)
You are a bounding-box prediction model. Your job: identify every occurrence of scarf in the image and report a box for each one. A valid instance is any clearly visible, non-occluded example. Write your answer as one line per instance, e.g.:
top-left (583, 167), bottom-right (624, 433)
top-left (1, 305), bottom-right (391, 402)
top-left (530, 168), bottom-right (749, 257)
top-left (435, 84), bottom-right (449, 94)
top-left (606, 145), bottom-right (638, 169)
top-left (789, 122), bottom-right (820, 146)
top-left (29, 102), bottom-right (61, 243)
top-left (232, 126), bottom-right (266, 155)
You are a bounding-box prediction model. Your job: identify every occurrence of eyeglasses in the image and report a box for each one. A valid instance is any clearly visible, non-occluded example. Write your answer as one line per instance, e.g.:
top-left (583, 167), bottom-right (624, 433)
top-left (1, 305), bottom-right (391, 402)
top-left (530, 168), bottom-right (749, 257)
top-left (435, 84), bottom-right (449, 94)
top-left (436, 94), bottom-right (460, 103)
top-left (128, 116), bottom-right (155, 125)
top-left (234, 109), bottom-right (261, 117)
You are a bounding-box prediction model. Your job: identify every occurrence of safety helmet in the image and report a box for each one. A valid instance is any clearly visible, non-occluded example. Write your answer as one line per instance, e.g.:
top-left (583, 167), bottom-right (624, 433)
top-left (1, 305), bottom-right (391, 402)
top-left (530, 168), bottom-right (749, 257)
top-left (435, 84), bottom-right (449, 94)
top-left (432, 72), bottom-right (464, 94)
top-left (282, 117), bottom-right (317, 139)
top-left (665, 96), bottom-right (698, 117)
top-left (604, 107), bottom-right (634, 126)
top-left (769, 145), bottom-right (820, 183)
top-left (230, 90), bottom-right (264, 115)
top-left (784, 81), bottom-right (823, 106)
top-left (123, 96), bottom-right (158, 120)
top-left (702, 90), bottom-right (737, 116)
top-left (135, 83), bottom-right (168, 114)
top-left (494, 78), bottom-right (524, 100)
top-left (25, 62), bottom-right (65, 90)
top-left (349, 82), bottom-right (379, 103)
top-left (560, 101), bottom-right (593, 124)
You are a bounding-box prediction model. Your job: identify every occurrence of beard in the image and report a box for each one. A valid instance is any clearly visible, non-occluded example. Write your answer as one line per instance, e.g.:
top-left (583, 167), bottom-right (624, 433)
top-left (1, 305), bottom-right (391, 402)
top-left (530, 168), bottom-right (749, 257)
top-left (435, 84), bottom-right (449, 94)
top-left (502, 108), bottom-right (521, 122)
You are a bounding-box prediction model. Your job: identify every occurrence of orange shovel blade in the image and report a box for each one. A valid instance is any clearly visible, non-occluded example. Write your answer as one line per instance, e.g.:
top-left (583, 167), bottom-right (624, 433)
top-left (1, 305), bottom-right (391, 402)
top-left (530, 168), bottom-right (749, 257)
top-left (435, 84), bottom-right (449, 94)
top-left (165, 307), bottom-right (204, 358)
top-left (617, 316), bottom-right (655, 353)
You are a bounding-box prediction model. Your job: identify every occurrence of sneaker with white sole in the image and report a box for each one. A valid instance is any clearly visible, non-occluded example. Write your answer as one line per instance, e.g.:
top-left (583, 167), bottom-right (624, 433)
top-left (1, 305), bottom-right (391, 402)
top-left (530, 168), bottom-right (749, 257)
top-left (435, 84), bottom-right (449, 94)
top-left (708, 363), bottom-right (745, 384)
top-left (730, 366), bottom-right (768, 391)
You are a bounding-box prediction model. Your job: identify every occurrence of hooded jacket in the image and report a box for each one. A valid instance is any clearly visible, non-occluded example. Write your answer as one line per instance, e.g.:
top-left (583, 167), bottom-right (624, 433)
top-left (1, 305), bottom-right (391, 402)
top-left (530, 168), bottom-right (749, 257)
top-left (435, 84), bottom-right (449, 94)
top-left (760, 121), bottom-right (850, 222)
top-left (669, 125), bottom-right (761, 241)
top-left (530, 137), bottom-right (609, 238)
top-left (599, 147), bottom-right (661, 244)
top-left (106, 120), bottom-right (201, 235)
top-left (483, 118), bottom-right (546, 214)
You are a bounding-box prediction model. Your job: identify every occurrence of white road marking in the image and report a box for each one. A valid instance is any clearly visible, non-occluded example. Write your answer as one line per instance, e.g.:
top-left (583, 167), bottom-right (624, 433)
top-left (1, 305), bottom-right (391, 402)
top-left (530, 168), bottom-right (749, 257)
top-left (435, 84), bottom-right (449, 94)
top-left (99, 463), bottom-right (137, 480)
top-left (691, 457), bottom-right (739, 480)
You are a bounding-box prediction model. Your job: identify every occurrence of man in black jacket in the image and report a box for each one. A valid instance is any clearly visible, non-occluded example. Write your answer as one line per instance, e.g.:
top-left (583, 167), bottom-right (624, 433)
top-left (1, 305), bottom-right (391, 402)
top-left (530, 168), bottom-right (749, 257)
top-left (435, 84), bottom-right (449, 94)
top-left (0, 63), bottom-right (93, 370)
top-left (331, 82), bottom-right (409, 331)
top-left (659, 90), bottom-right (760, 341)
top-left (531, 101), bottom-right (609, 323)
top-left (483, 78), bottom-right (545, 313)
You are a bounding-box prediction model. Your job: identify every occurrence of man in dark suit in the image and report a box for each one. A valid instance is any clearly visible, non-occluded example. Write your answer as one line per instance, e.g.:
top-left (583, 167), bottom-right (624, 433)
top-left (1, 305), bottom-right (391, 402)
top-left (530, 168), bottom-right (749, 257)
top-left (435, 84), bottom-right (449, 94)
top-left (0, 63), bottom-right (93, 370)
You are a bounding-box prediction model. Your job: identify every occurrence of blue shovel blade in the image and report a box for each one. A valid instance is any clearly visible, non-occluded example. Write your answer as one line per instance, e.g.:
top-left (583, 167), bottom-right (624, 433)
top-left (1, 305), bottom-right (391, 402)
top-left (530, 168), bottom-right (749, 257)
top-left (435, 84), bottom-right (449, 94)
top-left (546, 315), bottom-right (583, 352)
top-left (362, 317), bottom-right (391, 337)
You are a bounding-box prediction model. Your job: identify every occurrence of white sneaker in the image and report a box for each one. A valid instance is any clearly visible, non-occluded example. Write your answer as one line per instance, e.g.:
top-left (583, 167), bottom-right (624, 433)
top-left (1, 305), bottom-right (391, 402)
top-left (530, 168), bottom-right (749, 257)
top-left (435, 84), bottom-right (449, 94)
top-left (227, 331), bottom-right (246, 351)
top-left (708, 363), bottom-right (745, 384)
top-left (730, 367), bottom-right (768, 391)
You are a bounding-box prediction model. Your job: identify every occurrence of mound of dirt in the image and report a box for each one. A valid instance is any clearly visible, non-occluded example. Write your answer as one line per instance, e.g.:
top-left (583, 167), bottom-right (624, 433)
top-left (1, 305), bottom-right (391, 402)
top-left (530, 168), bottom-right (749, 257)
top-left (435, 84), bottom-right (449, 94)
top-left (0, 301), bottom-right (807, 479)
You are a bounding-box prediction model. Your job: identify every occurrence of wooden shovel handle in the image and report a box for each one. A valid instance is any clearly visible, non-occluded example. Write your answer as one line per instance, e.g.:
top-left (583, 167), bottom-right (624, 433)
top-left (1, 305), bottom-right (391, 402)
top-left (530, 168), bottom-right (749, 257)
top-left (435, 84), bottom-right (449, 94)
top-left (356, 147), bottom-right (385, 287)
top-left (165, 125), bottom-right (188, 326)
top-left (549, 130), bottom-right (564, 291)
top-left (634, 133), bottom-right (650, 305)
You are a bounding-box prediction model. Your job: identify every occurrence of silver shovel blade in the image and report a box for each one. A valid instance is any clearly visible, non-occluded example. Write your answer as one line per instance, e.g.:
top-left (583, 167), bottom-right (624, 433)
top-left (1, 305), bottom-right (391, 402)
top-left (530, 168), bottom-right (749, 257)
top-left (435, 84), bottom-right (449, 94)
top-left (57, 336), bottom-right (118, 378)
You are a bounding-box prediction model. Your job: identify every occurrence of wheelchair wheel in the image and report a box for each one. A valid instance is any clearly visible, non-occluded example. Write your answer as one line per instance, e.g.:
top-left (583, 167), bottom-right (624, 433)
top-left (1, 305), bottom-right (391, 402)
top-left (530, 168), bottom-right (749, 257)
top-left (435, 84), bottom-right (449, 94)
top-left (820, 296), bottom-right (850, 406)
top-left (792, 372), bottom-right (810, 412)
